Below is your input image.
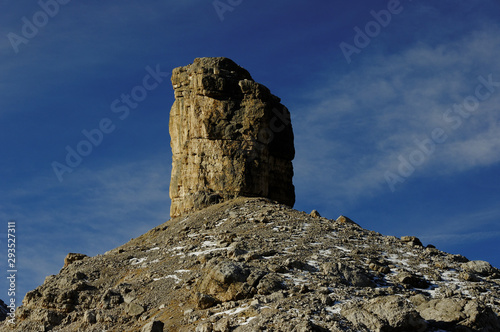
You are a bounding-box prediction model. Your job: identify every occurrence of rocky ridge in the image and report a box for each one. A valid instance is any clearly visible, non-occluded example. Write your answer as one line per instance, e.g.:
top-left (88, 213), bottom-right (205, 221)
top-left (4, 197), bottom-right (500, 331)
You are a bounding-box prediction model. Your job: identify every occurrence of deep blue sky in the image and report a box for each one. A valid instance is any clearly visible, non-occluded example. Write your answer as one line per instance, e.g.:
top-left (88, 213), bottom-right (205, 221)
top-left (1, 0), bottom-right (500, 303)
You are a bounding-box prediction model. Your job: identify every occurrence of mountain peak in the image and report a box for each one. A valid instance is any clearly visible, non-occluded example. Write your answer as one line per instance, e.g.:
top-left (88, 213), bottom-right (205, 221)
top-left (5, 197), bottom-right (500, 331)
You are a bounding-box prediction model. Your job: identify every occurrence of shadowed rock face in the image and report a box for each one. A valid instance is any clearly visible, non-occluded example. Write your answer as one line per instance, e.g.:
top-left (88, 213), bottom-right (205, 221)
top-left (169, 57), bottom-right (295, 218)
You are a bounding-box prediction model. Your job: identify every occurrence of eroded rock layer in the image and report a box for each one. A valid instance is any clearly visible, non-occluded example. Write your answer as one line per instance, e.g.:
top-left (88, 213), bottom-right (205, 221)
top-left (169, 57), bottom-right (295, 218)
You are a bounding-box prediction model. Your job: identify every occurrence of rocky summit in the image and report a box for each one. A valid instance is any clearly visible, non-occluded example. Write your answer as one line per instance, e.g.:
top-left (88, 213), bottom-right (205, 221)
top-left (3, 197), bottom-right (500, 331)
top-left (3, 58), bottom-right (500, 331)
top-left (169, 57), bottom-right (295, 218)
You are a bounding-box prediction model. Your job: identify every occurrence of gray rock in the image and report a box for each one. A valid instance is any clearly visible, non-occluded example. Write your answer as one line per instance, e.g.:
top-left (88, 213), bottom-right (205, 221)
top-left (463, 260), bottom-right (498, 277)
top-left (213, 261), bottom-right (250, 284)
top-left (196, 321), bottom-right (213, 332)
top-left (126, 302), bottom-right (145, 316)
top-left (401, 236), bottom-right (423, 247)
top-left (417, 298), bottom-right (500, 331)
top-left (256, 273), bottom-right (286, 295)
top-left (84, 310), bottom-right (96, 324)
top-left (142, 320), bottom-right (164, 332)
top-left (323, 262), bottom-right (374, 287)
top-left (63, 253), bottom-right (88, 268)
top-left (194, 292), bottom-right (218, 309)
top-left (197, 261), bottom-right (253, 301)
top-left (310, 210), bottom-right (321, 218)
top-left (342, 296), bottom-right (427, 332)
top-left (397, 272), bottom-right (430, 289)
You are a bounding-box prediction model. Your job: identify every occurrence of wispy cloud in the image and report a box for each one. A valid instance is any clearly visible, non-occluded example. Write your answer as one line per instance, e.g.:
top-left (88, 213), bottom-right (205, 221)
top-left (417, 207), bottom-right (500, 246)
top-left (294, 24), bottom-right (500, 204)
top-left (0, 157), bottom-right (171, 299)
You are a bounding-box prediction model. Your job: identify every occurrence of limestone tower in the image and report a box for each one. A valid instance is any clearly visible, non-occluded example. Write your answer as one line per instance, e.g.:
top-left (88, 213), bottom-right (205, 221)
top-left (169, 57), bottom-right (295, 218)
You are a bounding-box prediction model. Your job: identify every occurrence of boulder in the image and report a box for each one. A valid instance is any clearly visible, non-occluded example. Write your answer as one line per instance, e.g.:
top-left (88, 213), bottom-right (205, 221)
top-left (310, 210), bottom-right (321, 218)
top-left (463, 260), bottom-right (499, 277)
top-left (142, 320), bottom-right (164, 332)
top-left (197, 260), bottom-right (253, 301)
top-left (342, 296), bottom-right (427, 332)
top-left (400, 236), bottom-right (423, 247)
top-left (63, 253), bottom-right (88, 268)
top-left (416, 298), bottom-right (500, 331)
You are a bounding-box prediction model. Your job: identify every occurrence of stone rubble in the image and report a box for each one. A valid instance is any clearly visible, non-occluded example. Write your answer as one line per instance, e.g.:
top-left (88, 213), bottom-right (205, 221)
top-left (4, 197), bottom-right (500, 331)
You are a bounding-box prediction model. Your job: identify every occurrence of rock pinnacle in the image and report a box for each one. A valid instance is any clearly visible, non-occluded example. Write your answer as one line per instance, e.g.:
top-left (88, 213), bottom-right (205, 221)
top-left (169, 57), bottom-right (295, 218)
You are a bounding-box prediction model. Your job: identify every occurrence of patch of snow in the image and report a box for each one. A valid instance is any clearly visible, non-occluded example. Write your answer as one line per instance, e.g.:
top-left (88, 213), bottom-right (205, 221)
top-left (386, 253), bottom-right (409, 267)
top-left (280, 272), bottom-right (310, 285)
top-left (202, 241), bottom-right (218, 247)
top-left (147, 247), bottom-right (160, 252)
top-left (214, 304), bottom-right (249, 316)
top-left (175, 269), bottom-right (190, 273)
top-left (441, 269), bottom-right (460, 282)
top-left (153, 275), bottom-right (181, 283)
top-left (307, 260), bottom-right (320, 269)
top-left (425, 287), bottom-right (439, 299)
top-left (238, 316), bottom-right (257, 326)
top-left (169, 246), bottom-right (186, 251)
top-left (130, 257), bottom-right (147, 265)
top-left (319, 249), bottom-right (332, 256)
top-left (325, 306), bottom-right (342, 315)
top-left (215, 218), bottom-right (227, 227)
top-left (335, 246), bottom-right (351, 253)
top-left (189, 247), bottom-right (229, 256)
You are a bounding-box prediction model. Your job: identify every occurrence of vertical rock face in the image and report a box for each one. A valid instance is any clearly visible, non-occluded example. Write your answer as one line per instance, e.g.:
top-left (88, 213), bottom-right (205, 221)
top-left (169, 57), bottom-right (294, 218)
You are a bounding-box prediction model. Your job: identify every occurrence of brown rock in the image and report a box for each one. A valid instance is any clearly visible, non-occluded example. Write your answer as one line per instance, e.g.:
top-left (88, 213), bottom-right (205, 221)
top-left (416, 298), bottom-right (500, 331)
top-left (169, 57), bottom-right (295, 218)
top-left (401, 236), bottom-right (423, 247)
top-left (142, 320), bottom-right (164, 332)
top-left (196, 260), bottom-right (253, 302)
top-left (310, 210), bottom-right (321, 218)
top-left (342, 296), bottom-right (427, 332)
top-left (63, 253), bottom-right (88, 268)
top-left (336, 215), bottom-right (358, 225)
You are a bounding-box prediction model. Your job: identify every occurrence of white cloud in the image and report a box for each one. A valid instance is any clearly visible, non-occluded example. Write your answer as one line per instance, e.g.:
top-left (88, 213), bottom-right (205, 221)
top-left (417, 207), bottom-right (500, 246)
top-left (0, 157), bottom-right (171, 300)
top-left (294, 24), bottom-right (500, 204)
